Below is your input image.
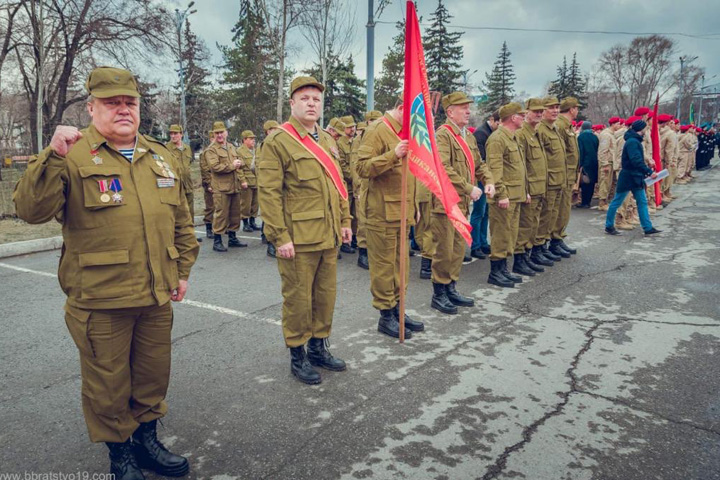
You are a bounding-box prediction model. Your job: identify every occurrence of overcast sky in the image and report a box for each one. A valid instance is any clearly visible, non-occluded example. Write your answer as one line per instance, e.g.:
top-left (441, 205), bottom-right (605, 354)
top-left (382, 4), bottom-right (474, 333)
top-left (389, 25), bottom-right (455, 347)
top-left (177, 0), bottom-right (720, 100)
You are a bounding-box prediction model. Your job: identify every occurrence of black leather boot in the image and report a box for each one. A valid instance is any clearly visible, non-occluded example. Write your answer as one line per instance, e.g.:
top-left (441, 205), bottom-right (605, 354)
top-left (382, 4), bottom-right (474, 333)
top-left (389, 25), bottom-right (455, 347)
top-left (420, 257), bottom-right (432, 279)
top-left (431, 282), bottom-right (458, 314)
top-left (393, 304), bottom-right (425, 331)
top-left (132, 420), bottom-right (189, 477)
top-left (512, 253), bottom-right (536, 276)
top-left (463, 251), bottom-right (472, 263)
top-left (549, 239), bottom-right (571, 258)
top-left (531, 245), bottom-right (554, 266)
top-left (502, 258), bottom-right (523, 283)
top-left (543, 242), bottom-right (562, 261)
top-left (351, 235), bottom-right (358, 249)
top-left (213, 234), bottom-right (227, 252)
top-left (340, 242), bottom-right (356, 254)
top-left (290, 346), bottom-right (322, 384)
top-left (357, 248), bottom-right (369, 270)
top-left (205, 223), bottom-right (213, 239)
top-left (558, 239), bottom-right (577, 255)
top-left (267, 242), bottom-right (276, 258)
top-left (446, 281), bottom-right (475, 307)
top-left (488, 260), bottom-right (514, 288)
top-left (106, 440), bottom-right (145, 480)
top-left (250, 217), bottom-right (262, 231)
top-left (261, 232), bottom-right (268, 244)
top-left (524, 251), bottom-right (545, 273)
top-left (378, 308), bottom-right (412, 338)
top-left (228, 231), bottom-right (247, 248)
top-left (307, 337), bottom-right (347, 371)
top-left (241, 218), bottom-right (252, 232)
top-left (471, 248), bottom-right (486, 259)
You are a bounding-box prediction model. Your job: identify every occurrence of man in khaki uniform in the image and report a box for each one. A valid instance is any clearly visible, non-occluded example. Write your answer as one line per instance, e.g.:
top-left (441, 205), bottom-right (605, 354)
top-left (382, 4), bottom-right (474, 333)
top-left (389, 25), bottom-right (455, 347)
top-left (552, 97), bottom-right (580, 257)
top-left (199, 130), bottom-right (216, 238)
top-left (658, 114), bottom-right (678, 200)
top-left (353, 111), bottom-right (382, 270)
top-left (13, 67), bottom-right (198, 478)
top-left (259, 120), bottom-right (280, 257)
top-left (238, 130), bottom-right (261, 232)
top-left (485, 102), bottom-right (529, 288)
top-left (596, 118), bottom-right (620, 211)
top-left (676, 125), bottom-right (695, 184)
top-left (258, 76), bottom-right (351, 385)
top-left (166, 124), bottom-right (202, 243)
top-left (337, 115), bottom-right (357, 254)
top-left (357, 99), bottom-right (424, 337)
top-left (205, 121), bottom-right (248, 252)
top-left (429, 92), bottom-right (496, 309)
top-left (513, 98), bottom-right (548, 276)
top-left (535, 96), bottom-right (565, 264)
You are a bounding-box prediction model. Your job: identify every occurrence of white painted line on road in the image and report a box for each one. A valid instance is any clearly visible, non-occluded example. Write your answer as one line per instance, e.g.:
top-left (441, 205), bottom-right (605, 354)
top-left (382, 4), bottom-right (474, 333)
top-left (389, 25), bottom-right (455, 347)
top-left (0, 262), bottom-right (57, 278)
top-left (0, 261), bottom-right (281, 326)
top-left (194, 230), bottom-right (261, 241)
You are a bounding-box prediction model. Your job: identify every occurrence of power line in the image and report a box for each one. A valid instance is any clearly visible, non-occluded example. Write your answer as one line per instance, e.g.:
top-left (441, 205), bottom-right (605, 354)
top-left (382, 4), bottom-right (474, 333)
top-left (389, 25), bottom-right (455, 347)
top-left (375, 20), bottom-right (720, 40)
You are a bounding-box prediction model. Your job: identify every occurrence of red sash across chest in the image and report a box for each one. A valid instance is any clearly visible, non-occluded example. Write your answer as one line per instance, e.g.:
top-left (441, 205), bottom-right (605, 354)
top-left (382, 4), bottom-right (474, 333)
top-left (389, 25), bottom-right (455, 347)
top-left (439, 124), bottom-right (476, 183)
top-left (279, 122), bottom-right (348, 200)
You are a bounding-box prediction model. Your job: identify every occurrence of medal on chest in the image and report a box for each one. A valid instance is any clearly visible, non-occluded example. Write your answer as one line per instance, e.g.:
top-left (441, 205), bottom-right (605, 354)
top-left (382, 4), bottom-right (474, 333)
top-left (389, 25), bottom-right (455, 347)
top-left (90, 148), bottom-right (103, 165)
top-left (109, 178), bottom-right (124, 203)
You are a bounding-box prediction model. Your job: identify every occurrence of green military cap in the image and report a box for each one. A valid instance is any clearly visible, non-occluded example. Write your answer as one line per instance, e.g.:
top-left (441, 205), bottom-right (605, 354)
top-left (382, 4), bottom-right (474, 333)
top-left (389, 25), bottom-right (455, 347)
top-left (525, 98), bottom-right (546, 112)
top-left (241, 130), bottom-right (256, 139)
top-left (329, 118), bottom-right (346, 131)
top-left (364, 110), bottom-right (382, 122)
top-left (340, 115), bottom-right (356, 127)
top-left (263, 120), bottom-right (280, 132)
top-left (498, 102), bottom-right (524, 120)
top-left (543, 96), bottom-right (561, 107)
top-left (357, 121), bottom-right (368, 130)
top-left (559, 97), bottom-right (580, 111)
top-left (85, 66), bottom-right (140, 98)
top-left (441, 91), bottom-right (473, 111)
top-left (169, 124), bottom-right (183, 133)
top-left (211, 121), bottom-right (227, 133)
top-left (289, 76), bottom-right (325, 97)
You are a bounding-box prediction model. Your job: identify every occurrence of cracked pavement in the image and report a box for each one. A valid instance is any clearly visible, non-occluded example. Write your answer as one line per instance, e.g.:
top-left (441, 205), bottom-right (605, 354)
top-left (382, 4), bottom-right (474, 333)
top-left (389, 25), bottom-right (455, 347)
top-left (1, 165), bottom-right (719, 479)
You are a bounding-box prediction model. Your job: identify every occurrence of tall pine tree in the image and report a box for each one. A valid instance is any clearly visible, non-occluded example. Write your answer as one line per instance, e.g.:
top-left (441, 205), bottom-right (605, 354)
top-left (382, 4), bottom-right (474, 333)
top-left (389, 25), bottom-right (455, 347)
top-left (180, 19), bottom-right (213, 148)
top-left (374, 21), bottom-right (404, 112)
top-left (306, 51), bottom-right (365, 122)
top-left (424, 0), bottom-right (467, 97)
top-left (566, 53), bottom-right (588, 106)
top-left (548, 56), bottom-right (568, 99)
top-left (482, 41), bottom-right (516, 113)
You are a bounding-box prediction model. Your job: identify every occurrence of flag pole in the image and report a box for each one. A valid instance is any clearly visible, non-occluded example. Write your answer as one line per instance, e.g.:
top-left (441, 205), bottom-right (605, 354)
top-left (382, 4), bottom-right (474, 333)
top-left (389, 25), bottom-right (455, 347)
top-left (398, 148), bottom-right (408, 344)
top-left (651, 95), bottom-right (662, 206)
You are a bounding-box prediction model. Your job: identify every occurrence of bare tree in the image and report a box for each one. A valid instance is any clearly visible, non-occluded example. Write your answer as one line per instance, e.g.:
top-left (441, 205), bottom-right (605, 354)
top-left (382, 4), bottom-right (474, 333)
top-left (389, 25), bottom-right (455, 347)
top-left (0, 1), bottom-right (22, 101)
top-left (299, 0), bottom-right (356, 126)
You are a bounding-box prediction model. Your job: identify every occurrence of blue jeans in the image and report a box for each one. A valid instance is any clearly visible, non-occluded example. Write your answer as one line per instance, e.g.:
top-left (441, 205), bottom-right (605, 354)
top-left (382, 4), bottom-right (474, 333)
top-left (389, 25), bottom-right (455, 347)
top-left (470, 182), bottom-right (489, 250)
top-left (605, 188), bottom-right (653, 232)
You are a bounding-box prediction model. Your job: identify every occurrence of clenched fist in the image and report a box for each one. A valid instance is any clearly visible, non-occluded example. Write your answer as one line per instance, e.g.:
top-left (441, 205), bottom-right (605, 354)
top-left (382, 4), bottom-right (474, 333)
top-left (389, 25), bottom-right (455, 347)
top-left (50, 126), bottom-right (83, 157)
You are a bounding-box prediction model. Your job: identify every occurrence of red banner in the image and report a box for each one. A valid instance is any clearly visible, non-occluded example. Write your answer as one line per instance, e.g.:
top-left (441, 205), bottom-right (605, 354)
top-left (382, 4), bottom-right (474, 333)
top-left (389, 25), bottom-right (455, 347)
top-left (651, 96), bottom-right (662, 206)
top-left (402, 1), bottom-right (472, 245)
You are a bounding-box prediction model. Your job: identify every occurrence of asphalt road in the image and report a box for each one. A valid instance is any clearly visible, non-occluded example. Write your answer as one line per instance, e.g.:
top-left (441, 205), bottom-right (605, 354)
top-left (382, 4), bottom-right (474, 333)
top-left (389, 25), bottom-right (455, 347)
top-left (1, 166), bottom-right (719, 480)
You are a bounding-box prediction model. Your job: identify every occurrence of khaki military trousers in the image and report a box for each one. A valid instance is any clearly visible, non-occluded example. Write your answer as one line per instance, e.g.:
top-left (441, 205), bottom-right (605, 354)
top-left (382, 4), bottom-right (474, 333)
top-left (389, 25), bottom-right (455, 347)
top-left (241, 187), bottom-right (259, 219)
top-left (677, 153), bottom-right (690, 180)
top-left (277, 249), bottom-right (337, 347)
top-left (415, 201), bottom-right (435, 259)
top-left (537, 187), bottom-right (562, 245)
top-left (367, 225), bottom-right (410, 310)
top-left (355, 181), bottom-right (368, 249)
top-left (515, 195), bottom-right (544, 253)
top-left (597, 166), bottom-right (613, 202)
top-left (212, 192), bottom-right (242, 234)
top-left (64, 302), bottom-right (173, 443)
top-left (184, 191), bottom-right (195, 220)
top-left (489, 202), bottom-right (521, 261)
top-left (431, 213), bottom-right (465, 284)
top-left (203, 188), bottom-right (214, 224)
top-left (552, 186), bottom-right (571, 240)
top-left (662, 159), bottom-right (678, 196)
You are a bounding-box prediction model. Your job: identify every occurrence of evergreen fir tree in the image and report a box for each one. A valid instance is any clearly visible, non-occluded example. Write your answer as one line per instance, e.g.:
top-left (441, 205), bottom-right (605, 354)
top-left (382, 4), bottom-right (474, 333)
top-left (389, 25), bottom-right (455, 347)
top-left (548, 56), bottom-right (568, 99)
top-left (482, 41), bottom-right (516, 113)
top-left (424, 0), bottom-right (467, 98)
top-left (306, 52), bottom-right (366, 123)
top-left (565, 53), bottom-right (588, 106)
top-left (180, 19), bottom-right (213, 148)
top-left (374, 21), bottom-right (404, 112)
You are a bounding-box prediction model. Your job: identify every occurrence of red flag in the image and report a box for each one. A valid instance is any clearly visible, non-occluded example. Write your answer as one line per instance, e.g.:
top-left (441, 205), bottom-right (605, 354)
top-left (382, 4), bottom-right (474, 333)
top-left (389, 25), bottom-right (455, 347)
top-left (651, 95), bottom-right (662, 206)
top-left (402, 1), bottom-right (472, 245)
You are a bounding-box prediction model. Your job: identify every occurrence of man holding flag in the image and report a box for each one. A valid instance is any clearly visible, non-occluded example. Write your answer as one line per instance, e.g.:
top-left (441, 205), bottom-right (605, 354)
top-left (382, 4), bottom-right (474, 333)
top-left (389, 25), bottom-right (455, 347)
top-left (430, 92), bottom-right (495, 314)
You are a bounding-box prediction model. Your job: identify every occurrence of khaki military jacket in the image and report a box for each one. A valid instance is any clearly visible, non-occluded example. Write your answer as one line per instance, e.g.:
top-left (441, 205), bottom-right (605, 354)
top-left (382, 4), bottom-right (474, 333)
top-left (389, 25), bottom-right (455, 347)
top-left (350, 130), bottom-right (368, 199)
top-left (613, 127), bottom-right (627, 171)
top-left (165, 141), bottom-right (193, 192)
top-left (555, 115), bottom-right (579, 189)
top-left (597, 129), bottom-right (615, 168)
top-left (205, 142), bottom-right (247, 194)
top-left (337, 134), bottom-right (353, 192)
top-left (13, 124), bottom-right (199, 310)
top-left (238, 144), bottom-right (257, 188)
top-left (643, 129), bottom-right (654, 167)
top-left (257, 116), bottom-right (351, 252)
top-left (660, 126), bottom-right (677, 166)
top-left (485, 125), bottom-right (528, 203)
top-left (199, 145), bottom-right (213, 190)
top-left (356, 112), bottom-right (416, 227)
top-left (515, 121), bottom-right (548, 197)
top-left (679, 132), bottom-right (695, 153)
top-left (537, 119), bottom-right (567, 189)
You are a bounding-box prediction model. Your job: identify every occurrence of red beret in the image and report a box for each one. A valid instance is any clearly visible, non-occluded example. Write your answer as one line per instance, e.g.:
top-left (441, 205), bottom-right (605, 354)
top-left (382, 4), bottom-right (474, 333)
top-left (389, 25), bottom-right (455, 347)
top-left (657, 114), bottom-right (673, 123)
top-left (673, 118), bottom-right (680, 124)
top-left (625, 116), bottom-right (639, 126)
top-left (680, 125), bottom-right (691, 132)
top-left (695, 127), bottom-right (703, 132)
top-left (647, 111), bottom-right (655, 119)
top-left (592, 124), bottom-right (605, 131)
top-left (634, 106), bottom-right (650, 116)
top-left (608, 116), bottom-right (621, 124)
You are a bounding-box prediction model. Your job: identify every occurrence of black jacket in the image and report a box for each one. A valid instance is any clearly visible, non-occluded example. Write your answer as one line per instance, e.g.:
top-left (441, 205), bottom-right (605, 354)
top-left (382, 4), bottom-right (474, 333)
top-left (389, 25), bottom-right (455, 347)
top-left (472, 121), bottom-right (494, 161)
top-left (617, 130), bottom-right (654, 193)
top-left (577, 130), bottom-right (599, 182)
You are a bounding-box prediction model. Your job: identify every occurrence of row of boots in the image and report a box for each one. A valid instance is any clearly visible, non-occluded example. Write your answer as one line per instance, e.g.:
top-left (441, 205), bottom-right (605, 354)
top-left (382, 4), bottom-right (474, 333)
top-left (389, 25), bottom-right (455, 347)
top-left (290, 337), bottom-right (347, 384)
top-left (488, 239), bottom-right (576, 288)
top-left (242, 217), bottom-right (262, 232)
top-left (212, 230), bottom-right (248, 252)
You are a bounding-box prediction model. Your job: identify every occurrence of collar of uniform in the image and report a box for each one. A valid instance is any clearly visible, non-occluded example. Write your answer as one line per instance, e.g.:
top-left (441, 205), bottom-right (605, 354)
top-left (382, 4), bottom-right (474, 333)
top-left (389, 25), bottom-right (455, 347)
top-left (383, 111), bottom-right (401, 134)
top-left (289, 115), bottom-right (318, 139)
top-left (498, 125), bottom-right (515, 140)
top-left (85, 124), bottom-right (109, 151)
top-left (540, 118), bottom-right (556, 129)
top-left (238, 144), bottom-right (253, 155)
top-left (556, 115), bottom-right (571, 129)
top-left (521, 121), bottom-right (537, 135)
top-left (444, 121), bottom-right (465, 136)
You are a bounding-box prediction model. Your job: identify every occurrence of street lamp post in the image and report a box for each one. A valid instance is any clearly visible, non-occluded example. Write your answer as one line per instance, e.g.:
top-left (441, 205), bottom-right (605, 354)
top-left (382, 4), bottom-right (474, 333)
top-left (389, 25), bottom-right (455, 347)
top-left (676, 55), bottom-right (698, 121)
top-left (174, 2), bottom-right (197, 144)
top-left (463, 69), bottom-right (478, 95)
